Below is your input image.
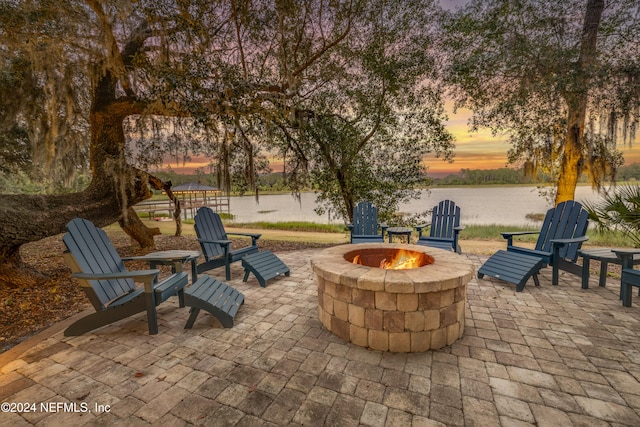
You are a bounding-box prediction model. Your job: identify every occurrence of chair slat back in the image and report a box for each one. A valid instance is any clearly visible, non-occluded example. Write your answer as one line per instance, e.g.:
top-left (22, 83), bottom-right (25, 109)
top-left (536, 200), bottom-right (589, 261)
top-left (63, 218), bottom-right (135, 309)
top-left (194, 207), bottom-right (228, 259)
top-left (430, 200), bottom-right (461, 240)
top-left (352, 201), bottom-right (380, 237)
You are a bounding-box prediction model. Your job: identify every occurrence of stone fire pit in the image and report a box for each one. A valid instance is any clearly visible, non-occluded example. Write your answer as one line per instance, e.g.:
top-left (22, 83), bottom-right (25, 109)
top-left (311, 243), bottom-right (474, 352)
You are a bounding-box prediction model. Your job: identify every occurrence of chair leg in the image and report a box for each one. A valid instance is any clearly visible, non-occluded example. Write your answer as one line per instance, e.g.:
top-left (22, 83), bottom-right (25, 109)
top-left (145, 292), bottom-right (159, 335)
top-left (184, 308), bottom-right (201, 329)
top-left (533, 274), bottom-right (540, 287)
top-left (178, 289), bottom-right (185, 308)
top-left (581, 256), bottom-right (591, 289)
top-left (225, 262), bottom-right (231, 280)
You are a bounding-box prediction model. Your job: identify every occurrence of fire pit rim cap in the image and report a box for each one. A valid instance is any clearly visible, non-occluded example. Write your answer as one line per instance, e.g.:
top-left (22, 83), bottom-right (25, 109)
top-left (312, 243), bottom-right (474, 287)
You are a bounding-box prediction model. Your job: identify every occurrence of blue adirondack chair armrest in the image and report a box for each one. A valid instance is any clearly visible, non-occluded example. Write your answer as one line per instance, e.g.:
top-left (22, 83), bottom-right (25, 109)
top-left (346, 224), bottom-right (356, 237)
top-left (122, 255), bottom-right (184, 271)
top-left (197, 238), bottom-right (232, 246)
top-left (197, 238), bottom-right (232, 258)
top-left (501, 231), bottom-right (541, 246)
top-left (549, 235), bottom-right (589, 247)
top-left (227, 232), bottom-right (262, 245)
top-left (415, 223), bottom-right (431, 238)
top-left (454, 225), bottom-right (465, 231)
top-left (72, 269), bottom-right (161, 293)
top-left (549, 235), bottom-right (589, 262)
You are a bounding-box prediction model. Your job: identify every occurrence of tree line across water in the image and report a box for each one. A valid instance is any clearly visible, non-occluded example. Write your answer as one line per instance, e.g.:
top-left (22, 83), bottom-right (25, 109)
top-left (436, 164), bottom-right (640, 186)
top-left (148, 163), bottom-right (640, 192)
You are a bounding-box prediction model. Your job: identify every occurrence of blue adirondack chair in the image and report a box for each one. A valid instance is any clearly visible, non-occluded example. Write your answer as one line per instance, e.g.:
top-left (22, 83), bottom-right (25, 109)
top-left (347, 201), bottom-right (388, 243)
top-left (194, 207), bottom-right (261, 280)
top-left (477, 200), bottom-right (589, 291)
top-left (415, 200), bottom-right (464, 253)
top-left (62, 218), bottom-right (189, 336)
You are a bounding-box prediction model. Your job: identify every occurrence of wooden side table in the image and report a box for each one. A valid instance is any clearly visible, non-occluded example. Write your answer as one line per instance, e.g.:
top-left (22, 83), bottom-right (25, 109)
top-left (387, 227), bottom-right (412, 243)
top-left (125, 250), bottom-right (201, 282)
top-left (578, 248), bottom-right (640, 289)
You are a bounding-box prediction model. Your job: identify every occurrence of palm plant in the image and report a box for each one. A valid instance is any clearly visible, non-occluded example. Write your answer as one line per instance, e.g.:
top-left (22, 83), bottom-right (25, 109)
top-left (585, 185), bottom-right (640, 247)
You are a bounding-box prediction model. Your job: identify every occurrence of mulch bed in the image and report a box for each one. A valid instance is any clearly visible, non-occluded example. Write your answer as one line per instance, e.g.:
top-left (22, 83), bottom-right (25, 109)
top-left (0, 231), bottom-right (334, 353)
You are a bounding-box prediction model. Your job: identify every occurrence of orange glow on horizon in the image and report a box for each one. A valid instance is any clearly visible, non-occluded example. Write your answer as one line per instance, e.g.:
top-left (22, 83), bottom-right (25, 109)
top-left (157, 107), bottom-right (640, 177)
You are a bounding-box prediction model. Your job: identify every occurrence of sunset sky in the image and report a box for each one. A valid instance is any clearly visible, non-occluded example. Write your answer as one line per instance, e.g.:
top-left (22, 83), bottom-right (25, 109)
top-left (424, 108), bottom-right (640, 178)
top-left (165, 106), bottom-right (640, 178)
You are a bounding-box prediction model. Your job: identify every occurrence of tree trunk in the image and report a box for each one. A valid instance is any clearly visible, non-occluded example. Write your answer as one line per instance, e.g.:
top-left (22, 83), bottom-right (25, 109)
top-left (0, 186), bottom-right (125, 288)
top-left (119, 208), bottom-right (160, 248)
top-left (173, 200), bottom-right (183, 237)
top-left (556, 117), bottom-right (584, 204)
top-left (336, 169), bottom-right (355, 223)
top-left (555, 0), bottom-right (604, 204)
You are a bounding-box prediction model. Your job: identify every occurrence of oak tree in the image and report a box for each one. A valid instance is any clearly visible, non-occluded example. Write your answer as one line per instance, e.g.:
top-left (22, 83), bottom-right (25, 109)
top-left (0, 0), bottom-right (453, 288)
top-left (442, 0), bottom-right (640, 204)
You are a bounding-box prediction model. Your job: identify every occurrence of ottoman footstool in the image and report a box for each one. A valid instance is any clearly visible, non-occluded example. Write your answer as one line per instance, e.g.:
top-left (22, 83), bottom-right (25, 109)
top-left (184, 275), bottom-right (244, 328)
top-left (477, 250), bottom-right (545, 292)
top-left (241, 250), bottom-right (290, 287)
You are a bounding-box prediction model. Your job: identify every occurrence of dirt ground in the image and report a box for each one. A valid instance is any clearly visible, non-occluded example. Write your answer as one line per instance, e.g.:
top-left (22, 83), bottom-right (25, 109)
top-left (0, 230), bottom-right (619, 354)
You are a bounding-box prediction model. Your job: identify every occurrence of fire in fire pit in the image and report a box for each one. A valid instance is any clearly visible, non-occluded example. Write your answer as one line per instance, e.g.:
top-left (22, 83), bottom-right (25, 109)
top-left (347, 248), bottom-right (433, 270)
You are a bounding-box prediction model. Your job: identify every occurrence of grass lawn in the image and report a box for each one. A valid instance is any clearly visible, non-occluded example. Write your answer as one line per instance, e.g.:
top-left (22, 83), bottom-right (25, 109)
top-left (130, 219), bottom-right (634, 256)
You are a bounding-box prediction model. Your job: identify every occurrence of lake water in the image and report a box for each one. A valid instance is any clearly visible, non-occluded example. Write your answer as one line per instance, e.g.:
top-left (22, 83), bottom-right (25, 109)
top-left (228, 186), bottom-right (605, 226)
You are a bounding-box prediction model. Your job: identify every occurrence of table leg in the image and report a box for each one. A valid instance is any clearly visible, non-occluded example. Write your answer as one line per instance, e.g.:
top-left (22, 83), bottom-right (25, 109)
top-left (598, 261), bottom-right (608, 287)
top-left (581, 256), bottom-right (590, 289)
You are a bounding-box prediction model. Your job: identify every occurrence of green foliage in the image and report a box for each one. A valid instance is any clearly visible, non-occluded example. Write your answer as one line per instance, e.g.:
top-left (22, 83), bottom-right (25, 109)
top-left (226, 221), bottom-right (345, 234)
top-left (584, 184), bottom-right (640, 246)
top-left (265, 0), bottom-right (454, 223)
top-left (2, 0), bottom-right (452, 221)
top-left (617, 163), bottom-right (640, 182)
top-left (0, 1), bottom-right (91, 189)
top-left (438, 168), bottom-right (535, 185)
top-left (0, 171), bottom-right (90, 194)
top-left (441, 0), bottom-right (639, 195)
top-left (461, 223), bottom-right (635, 247)
top-left (435, 165), bottom-right (617, 186)
top-left (459, 225), bottom-right (540, 242)
top-left (584, 228), bottom-right (638, 248)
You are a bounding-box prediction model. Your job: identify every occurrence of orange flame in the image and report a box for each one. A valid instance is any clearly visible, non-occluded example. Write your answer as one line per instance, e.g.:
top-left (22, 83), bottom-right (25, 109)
top-left (353, 249), bottom-right (422, 270)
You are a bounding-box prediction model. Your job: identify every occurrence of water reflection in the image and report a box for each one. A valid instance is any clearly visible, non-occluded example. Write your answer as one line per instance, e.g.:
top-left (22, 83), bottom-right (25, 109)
top-left (228, 186), bottom-right (604, 226)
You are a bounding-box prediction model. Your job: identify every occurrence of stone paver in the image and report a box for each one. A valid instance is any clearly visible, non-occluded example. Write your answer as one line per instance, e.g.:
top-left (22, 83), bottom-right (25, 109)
top-left (1, 249), bottom-right (640, 425)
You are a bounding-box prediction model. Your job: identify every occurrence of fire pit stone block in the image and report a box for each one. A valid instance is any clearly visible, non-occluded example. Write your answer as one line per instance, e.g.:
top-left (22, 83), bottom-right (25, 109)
top-left (312, 243), bottom-right (474, 352)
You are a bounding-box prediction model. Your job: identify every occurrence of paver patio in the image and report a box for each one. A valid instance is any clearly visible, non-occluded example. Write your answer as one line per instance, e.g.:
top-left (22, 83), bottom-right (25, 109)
top-left (1, 249), bottom-right (640, 426)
